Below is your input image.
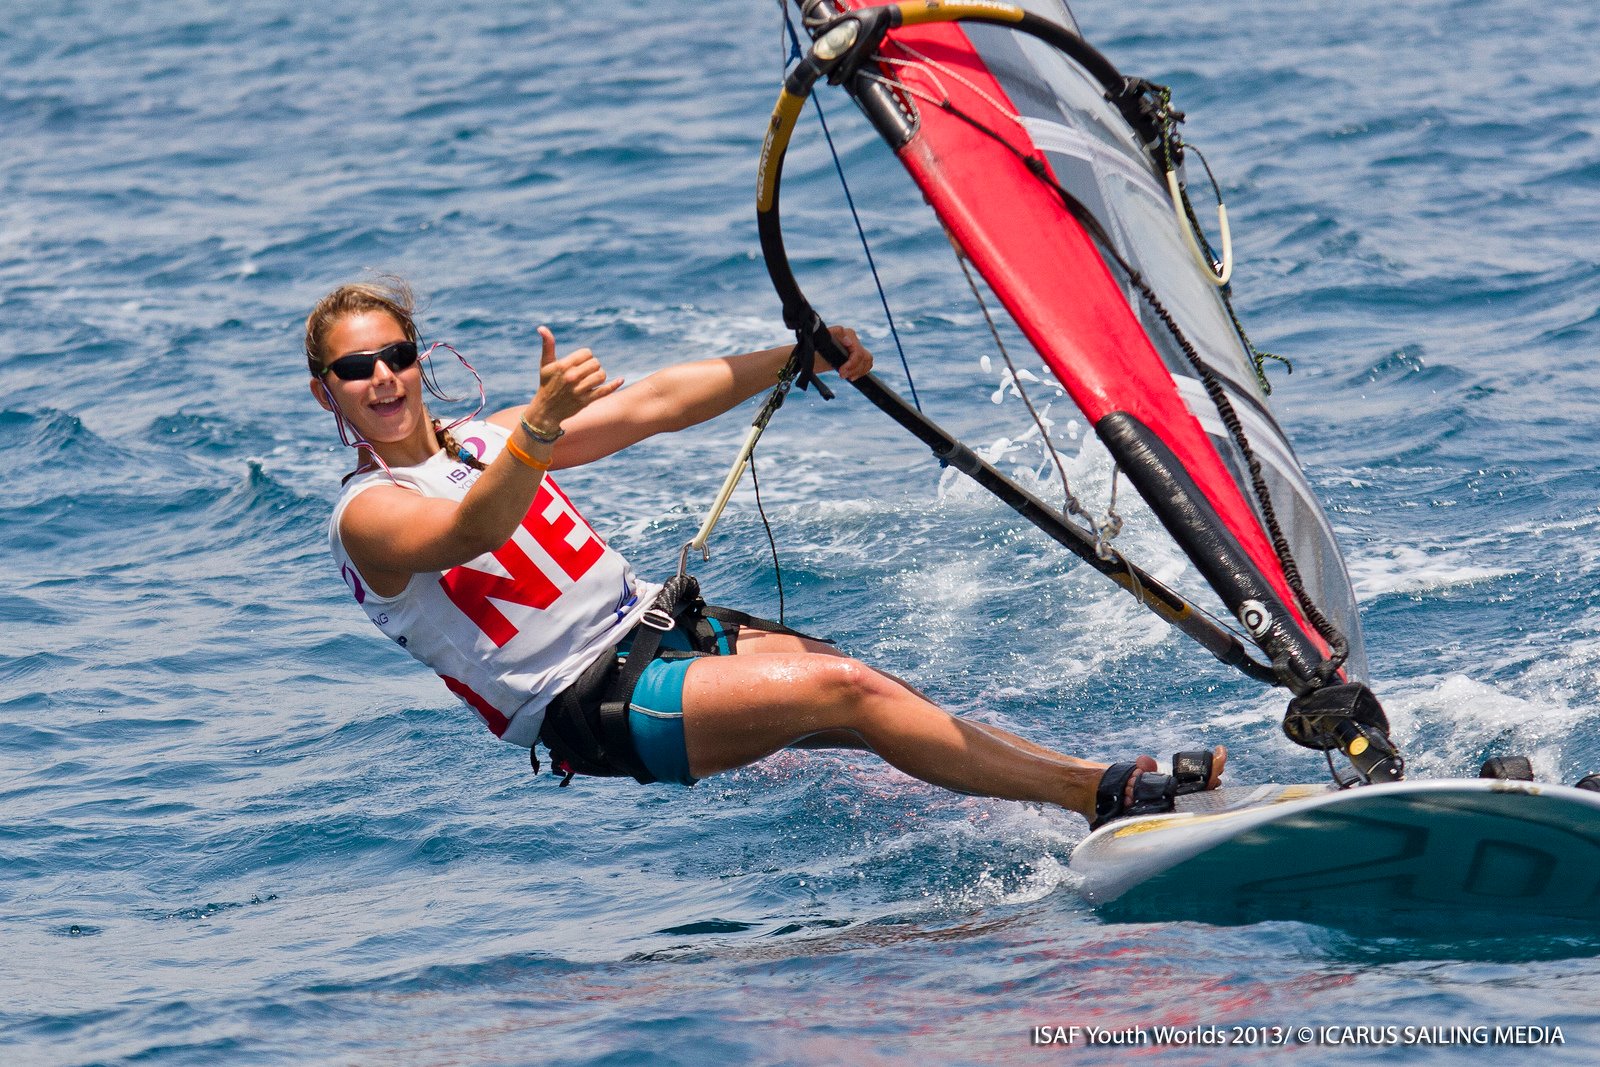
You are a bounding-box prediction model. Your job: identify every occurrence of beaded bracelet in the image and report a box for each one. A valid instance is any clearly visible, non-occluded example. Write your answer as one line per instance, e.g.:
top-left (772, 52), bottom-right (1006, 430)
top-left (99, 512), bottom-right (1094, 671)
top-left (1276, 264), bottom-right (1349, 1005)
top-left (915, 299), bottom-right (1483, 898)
top-left (504, 435), bottom-right (551, 471)
top-left (519, 416), bottom-right (565, 444)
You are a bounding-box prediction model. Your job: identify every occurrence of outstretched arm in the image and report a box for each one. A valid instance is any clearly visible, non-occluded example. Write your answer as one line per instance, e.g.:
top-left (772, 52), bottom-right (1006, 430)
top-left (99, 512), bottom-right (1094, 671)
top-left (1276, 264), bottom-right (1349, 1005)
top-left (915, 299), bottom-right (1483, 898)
top-left (486, 326), bottom-right (871, 467)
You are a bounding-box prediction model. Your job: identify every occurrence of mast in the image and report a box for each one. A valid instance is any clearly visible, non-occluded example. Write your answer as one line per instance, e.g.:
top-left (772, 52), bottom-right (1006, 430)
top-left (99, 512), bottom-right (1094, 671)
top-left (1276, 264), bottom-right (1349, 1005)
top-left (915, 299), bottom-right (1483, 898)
top-left (761, 1), bottom-right (1404, 783)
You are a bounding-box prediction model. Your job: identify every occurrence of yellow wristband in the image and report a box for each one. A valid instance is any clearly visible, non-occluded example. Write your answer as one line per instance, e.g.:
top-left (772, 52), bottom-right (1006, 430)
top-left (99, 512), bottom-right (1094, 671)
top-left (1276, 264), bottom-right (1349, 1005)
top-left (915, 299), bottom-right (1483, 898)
top-left (504, 435), bottom-right (551, 471)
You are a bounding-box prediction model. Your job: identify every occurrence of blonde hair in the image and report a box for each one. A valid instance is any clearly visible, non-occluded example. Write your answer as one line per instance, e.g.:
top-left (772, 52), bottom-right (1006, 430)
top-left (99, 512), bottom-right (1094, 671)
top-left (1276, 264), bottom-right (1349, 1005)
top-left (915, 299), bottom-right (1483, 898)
top-left (303, 276), bottom-right (419, 375)
top-left (304, 277), bottom-right (487, 472)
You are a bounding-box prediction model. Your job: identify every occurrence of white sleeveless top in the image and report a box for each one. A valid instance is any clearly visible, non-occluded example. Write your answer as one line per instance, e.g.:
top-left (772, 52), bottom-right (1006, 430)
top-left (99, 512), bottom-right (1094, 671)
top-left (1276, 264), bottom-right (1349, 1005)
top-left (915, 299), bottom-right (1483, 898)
top-left (328, 421), bottom-right (661, 747)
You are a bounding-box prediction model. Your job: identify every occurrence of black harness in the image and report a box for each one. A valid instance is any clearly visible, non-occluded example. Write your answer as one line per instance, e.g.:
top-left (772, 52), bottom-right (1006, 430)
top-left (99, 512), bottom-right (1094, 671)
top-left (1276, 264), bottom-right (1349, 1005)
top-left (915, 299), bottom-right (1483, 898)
top-left (536, 575), bottom-right (824, 786)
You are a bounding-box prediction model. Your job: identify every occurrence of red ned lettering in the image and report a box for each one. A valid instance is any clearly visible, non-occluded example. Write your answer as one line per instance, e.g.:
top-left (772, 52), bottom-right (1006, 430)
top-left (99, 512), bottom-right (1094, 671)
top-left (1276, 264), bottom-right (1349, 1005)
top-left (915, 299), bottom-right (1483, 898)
top-left (524, 483), bottom-right (603, 580)
top-left (543, 478), bottom-right (604, 539)
top-left (439, 536), bottom-right (561, 647)
top-left (437, 481), bottom-right (603, 647)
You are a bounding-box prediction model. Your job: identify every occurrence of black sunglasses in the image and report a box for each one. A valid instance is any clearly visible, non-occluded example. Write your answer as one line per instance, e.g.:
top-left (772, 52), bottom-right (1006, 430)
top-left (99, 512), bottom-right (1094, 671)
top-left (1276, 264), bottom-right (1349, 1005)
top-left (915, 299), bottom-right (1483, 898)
top-left (323, 340), bottom-right (420, 381)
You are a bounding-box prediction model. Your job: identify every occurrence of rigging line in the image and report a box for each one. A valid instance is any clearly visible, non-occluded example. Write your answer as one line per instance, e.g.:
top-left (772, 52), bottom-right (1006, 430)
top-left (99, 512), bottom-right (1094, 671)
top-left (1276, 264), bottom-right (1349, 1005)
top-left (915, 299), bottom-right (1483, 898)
top-left (910, 89), bottom-right (1348, 673)
top-left (949, 230), bottom-right (1172, 618)
top-left (955, 229), bottom-right (1179, 619)
top-left (1179, 144), bottom-right (1225, 261)
top-left (1220, 288), bottom-right (1292, 394)
top-left (1173, 140), bottom-right (1292, 393)
top-left (931, 167), bottom-right (1081, 521)
top-left (1104, 466), bottom-right (1124, 545)
top-left (813, 99), bottom-right (922, 409)
top-left (1098, 466), bottom-right (1148, 609)
top-left (947, 236), bottom-right (1084, 526)
top-left (876, 42), bottom-right (1027, 138)
top-left (748, 448), bottom-right (787, 625)
top-left (780, 3), bottom-right (921, 410)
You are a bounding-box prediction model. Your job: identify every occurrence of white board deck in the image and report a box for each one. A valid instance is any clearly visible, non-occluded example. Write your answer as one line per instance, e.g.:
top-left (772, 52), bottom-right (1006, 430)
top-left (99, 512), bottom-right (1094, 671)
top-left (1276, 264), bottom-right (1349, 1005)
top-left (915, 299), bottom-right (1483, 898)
top-left (1070, 779), bottom-right (1600, 929)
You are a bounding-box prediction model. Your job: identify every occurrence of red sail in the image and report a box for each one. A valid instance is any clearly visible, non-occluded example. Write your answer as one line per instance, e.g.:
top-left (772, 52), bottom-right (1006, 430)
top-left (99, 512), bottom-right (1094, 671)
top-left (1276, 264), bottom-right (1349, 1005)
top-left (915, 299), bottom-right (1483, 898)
top-left (828, 0), bottom-right (1365, 681)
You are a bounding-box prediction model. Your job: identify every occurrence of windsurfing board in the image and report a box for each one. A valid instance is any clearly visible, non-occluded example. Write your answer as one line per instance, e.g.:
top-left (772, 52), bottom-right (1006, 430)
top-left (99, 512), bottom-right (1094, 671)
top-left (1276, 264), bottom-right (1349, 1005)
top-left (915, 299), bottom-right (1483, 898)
top-left (1070, 779), bottom-right (1600, 930)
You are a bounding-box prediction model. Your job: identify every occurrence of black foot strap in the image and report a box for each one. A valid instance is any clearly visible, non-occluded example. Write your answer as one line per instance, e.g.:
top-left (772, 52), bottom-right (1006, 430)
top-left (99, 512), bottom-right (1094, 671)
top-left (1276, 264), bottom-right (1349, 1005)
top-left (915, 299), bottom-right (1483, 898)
top-left (1170, 750), bottom-right (1215, 795)
top-left (1092, 750), bottom-right (1215, 830)
top-left (1092, 764), bottom-right (1176, 829)
top-left (1092, 763), bottom-right (1141, 829)
top-left (1126, 771), bottom-right (1178, 815)
top-left (1480, 755), bottom-right (1534, 781)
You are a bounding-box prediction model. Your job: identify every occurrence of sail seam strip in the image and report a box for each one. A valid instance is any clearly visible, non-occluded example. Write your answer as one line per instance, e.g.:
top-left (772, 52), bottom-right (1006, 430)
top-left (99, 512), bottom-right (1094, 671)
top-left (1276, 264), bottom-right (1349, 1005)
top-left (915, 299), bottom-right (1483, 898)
top-left (1020, 117), bottom-right (1168, 202)
top-left (1171, 377), bottom-right (1302, 489)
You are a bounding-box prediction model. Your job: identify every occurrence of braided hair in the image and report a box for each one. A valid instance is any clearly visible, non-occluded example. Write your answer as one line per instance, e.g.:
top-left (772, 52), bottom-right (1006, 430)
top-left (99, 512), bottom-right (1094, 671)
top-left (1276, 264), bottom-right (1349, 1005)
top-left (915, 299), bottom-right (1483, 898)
top-left (435, 421), bottom-right (488, 472)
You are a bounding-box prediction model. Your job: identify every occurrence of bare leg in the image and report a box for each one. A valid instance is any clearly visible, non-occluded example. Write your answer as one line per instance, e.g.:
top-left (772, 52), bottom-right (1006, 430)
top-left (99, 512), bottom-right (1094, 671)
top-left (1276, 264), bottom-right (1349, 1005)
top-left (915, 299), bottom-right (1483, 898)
top-left (726, 628), bottom-right (869, 752)
top-left (721, 628), bottom-right (870, 751)
top-left (732, 628), bottom-right (1148, 767)
top-left (678, 650), bottom-right (1226, 823)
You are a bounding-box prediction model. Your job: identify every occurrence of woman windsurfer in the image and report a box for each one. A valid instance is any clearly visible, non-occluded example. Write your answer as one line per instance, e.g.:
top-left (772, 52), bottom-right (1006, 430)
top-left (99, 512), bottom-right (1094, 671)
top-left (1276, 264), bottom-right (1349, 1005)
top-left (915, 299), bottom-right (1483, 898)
top-left (306, 278), bottom-right (1224, 825)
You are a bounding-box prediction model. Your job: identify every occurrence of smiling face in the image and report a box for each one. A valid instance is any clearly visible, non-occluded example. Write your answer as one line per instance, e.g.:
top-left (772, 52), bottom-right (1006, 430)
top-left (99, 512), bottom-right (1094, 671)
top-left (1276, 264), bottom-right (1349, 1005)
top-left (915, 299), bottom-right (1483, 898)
top-left (310, 309), bottom-right (437, 464)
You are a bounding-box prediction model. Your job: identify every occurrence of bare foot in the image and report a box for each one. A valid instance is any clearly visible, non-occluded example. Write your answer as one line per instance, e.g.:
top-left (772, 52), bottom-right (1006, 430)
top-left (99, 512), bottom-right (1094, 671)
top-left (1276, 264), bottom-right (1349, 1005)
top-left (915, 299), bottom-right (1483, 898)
top-left (1206, 745), bottom-right (1228, 788)
top-left (1123, 745), bottom-right (1229, 804)
top-left (1123, 754), bottom-right (1159, 806)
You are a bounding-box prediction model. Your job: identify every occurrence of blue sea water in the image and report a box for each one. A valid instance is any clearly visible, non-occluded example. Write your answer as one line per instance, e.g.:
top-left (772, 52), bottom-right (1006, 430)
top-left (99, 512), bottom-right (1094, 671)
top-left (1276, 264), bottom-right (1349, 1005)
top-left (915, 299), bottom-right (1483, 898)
top-left (5, 0), bottom-right (1600, 1062)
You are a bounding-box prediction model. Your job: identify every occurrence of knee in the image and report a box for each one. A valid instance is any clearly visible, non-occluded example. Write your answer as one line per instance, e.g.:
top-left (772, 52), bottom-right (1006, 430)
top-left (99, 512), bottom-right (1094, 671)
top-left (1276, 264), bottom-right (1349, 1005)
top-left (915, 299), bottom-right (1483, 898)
top-left (810, 657), bottom-right (897, 710)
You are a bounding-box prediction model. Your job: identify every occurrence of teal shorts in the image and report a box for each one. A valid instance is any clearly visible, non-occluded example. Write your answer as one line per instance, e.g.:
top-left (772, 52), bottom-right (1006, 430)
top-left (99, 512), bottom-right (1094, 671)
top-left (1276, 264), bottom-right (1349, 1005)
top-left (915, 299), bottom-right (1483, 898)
top-left (622, 617), bottom-right (734, 787)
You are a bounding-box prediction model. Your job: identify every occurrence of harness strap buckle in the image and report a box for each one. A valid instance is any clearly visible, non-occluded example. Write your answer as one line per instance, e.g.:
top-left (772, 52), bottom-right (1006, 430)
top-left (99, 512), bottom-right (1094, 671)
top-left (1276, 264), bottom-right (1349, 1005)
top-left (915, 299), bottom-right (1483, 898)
top-left (640, 607), bottom-right (675, 632)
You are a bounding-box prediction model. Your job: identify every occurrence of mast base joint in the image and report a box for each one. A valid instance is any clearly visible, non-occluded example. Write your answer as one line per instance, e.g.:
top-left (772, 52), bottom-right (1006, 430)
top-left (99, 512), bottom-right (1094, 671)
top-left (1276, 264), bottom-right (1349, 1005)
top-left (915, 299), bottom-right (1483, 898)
top-left (1283, 682), bottom-right (1405, 786)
